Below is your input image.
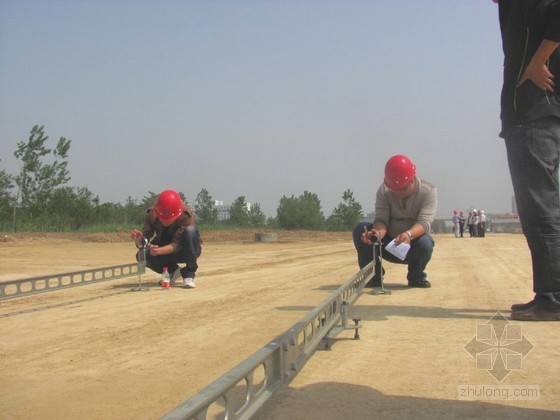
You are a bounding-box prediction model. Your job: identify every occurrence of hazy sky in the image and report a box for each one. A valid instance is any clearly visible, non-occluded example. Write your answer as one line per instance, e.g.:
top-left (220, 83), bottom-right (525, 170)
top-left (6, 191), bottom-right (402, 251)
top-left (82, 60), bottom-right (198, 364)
top-left (0, 1), bottom-right (510, 218)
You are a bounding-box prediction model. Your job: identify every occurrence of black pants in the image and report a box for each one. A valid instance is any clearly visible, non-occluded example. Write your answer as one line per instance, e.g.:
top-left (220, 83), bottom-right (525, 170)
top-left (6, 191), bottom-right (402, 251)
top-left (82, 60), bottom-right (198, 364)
top-left (504, 117), bottom-right (560, 295)
top-left (352, 222), bottom-right (434, 284)
top-left (137, 226), bottom-right (202, 278)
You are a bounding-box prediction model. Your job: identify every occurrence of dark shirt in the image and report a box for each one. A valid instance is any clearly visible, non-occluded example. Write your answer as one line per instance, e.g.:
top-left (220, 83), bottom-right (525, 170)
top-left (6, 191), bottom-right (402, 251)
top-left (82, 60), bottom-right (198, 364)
top-left (141, 205), bottom-right (196, 252)
top-left (498, 0), bottom-right (560, 134)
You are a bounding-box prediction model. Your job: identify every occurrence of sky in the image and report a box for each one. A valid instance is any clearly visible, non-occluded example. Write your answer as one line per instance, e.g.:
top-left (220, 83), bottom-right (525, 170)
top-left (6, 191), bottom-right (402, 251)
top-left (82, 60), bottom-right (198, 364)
top-left (0, 0), bottom-right (511, 218)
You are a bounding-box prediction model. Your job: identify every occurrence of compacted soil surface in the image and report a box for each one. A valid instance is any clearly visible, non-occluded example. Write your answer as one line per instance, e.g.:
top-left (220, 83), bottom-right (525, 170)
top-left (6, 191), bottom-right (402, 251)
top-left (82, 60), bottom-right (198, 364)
top-left (1, 231), bottom-right (558, 419)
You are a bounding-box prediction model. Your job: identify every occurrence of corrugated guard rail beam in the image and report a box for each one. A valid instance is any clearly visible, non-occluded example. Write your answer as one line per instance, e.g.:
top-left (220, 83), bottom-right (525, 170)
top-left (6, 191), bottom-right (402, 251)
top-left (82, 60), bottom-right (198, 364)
top-left (162, 261), bottom-right (374, 420)
top-left (0, 263), bottom-right (140, 301)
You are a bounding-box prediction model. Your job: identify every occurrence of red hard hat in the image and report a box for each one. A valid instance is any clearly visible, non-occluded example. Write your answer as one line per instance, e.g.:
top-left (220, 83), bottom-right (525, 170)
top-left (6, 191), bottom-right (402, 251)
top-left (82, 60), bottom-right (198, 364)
top-left (155, 190), bottom-right (184, 222)
top-left (384, 155), bottom-right (416, 190)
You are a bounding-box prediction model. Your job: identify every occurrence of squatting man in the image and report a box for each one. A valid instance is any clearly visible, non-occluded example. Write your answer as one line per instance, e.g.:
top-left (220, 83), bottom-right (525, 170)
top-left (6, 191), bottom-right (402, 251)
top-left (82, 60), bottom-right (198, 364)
top-left (353, 155), bottom-right (437, 289)
top-left (130, 189), bottom-right (202, 289)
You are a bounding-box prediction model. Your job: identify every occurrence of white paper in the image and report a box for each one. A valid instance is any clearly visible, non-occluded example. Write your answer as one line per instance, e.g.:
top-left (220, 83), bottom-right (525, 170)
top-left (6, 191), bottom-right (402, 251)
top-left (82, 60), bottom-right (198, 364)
top-left (385, 239), bottom-right (410, 261)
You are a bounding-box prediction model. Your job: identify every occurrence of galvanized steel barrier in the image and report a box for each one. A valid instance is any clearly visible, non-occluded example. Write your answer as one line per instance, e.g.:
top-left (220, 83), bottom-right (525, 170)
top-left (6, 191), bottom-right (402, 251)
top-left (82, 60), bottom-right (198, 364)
top-left (0, 263), bottom-right (140, 301)
top-left (162, 261), bottom-right (374, 420)
top-left (0, 254), bottom-right (375, 419)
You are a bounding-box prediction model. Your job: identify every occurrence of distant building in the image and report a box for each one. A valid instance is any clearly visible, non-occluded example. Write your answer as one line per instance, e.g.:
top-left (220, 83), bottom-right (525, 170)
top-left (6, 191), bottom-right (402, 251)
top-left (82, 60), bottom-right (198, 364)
top-left (213, 200), bottom-right (252, 221)
top-left (491, 213), bottom-right (522, 233)
top-left (214, 200), bottom-right (230, 221)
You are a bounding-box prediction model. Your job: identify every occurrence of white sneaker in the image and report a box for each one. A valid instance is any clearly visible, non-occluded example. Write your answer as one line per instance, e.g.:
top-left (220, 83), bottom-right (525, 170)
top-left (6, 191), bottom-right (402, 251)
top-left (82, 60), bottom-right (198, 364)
top-left (170, 269), bottom-right (182, 286)
top-left (183, 278), bottom-right (196, 289)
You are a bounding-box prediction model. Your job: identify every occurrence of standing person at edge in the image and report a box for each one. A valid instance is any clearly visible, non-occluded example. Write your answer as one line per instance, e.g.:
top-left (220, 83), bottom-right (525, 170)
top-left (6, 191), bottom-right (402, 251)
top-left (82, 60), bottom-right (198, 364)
top-left (458, 211), bottom-right (466, 237)
top-left (472, 209), bottom-right (480, 237)
top-left (452, 210), bottom-right (460, 238)
top-left (353, 155), bottom-right (437, 288)
top-left (494, 0), bottom-right (560, 320)
top-left (477, 210), bottom-right (487, 238)
top-left (467, 211), bottom-right (476, 237)
top-left (130, 189), bottom-right (202, 289)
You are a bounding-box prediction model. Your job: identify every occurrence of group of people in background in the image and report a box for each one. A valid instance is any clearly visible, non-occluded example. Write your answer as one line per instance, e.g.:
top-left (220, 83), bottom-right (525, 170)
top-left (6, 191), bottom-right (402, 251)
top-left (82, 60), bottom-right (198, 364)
top-left (452, 209), bottom-right (486, 238)
top-left (128, 0), bottom-right (560, 322)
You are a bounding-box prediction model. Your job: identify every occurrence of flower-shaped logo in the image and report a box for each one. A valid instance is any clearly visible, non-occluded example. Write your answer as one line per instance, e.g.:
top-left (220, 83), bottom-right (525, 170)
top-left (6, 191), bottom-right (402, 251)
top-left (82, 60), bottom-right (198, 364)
top-left (464, 312), bottom-right (534, 382)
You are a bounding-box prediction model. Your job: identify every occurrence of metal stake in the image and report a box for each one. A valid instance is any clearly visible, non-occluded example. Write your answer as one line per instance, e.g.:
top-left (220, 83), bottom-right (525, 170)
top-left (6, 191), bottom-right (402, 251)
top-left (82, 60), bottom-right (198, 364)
top-left (131, 238), bottom-right (150, 292)
top-left (372, 236), bottom-right (391, 295)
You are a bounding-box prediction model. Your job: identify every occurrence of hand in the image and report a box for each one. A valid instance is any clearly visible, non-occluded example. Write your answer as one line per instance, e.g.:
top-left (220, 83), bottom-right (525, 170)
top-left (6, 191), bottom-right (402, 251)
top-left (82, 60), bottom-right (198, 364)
top-left (149, 244), bottom-right (160, 256)
top-left (130, 229), bottom-right (143, 246)
top-left (361, 229), bottom-right (380, 246)
top-left (395, 232), bottom-right (411, 245)
top-left (518, 60), bottom-right (555, 92)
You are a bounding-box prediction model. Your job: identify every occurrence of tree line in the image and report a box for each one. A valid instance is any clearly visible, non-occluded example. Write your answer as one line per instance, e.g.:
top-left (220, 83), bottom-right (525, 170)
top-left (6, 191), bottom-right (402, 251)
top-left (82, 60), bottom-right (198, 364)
top-left (0, 126), bottom-right (365, 232)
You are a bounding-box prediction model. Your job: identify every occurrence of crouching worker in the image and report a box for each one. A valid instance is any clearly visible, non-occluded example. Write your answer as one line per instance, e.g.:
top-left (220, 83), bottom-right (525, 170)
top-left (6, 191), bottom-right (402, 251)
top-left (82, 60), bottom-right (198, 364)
top-left (352, 155), bottom-right (437, 289)
top-left (131, 189), bottom-right (202, 289)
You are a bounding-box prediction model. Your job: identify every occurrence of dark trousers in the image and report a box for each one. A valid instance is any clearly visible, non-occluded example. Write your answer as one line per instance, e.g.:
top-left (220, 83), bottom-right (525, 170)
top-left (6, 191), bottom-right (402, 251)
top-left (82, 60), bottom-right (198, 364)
top-left (352, 221), bottom-right (434, 284)
top-left (504, 116), bottom-right (560, 295)
top-left (137, 226), bottom-right (202, 278)
top-left (477, 222), bottom-right (485, 237)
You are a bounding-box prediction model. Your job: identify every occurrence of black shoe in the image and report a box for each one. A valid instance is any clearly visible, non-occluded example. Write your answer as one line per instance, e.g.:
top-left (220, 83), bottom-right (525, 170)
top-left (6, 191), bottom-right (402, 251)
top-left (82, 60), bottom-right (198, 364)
top-left (511, 299), bottom-right (537, 312)
top-left (511, 295), bottom-right (560, 321)
top-left (510, 293), bottom-right (560, 312)
top-left (408, 279), bottom-right (431, 288)
top-left (511, 299), bottom-right (560, 321)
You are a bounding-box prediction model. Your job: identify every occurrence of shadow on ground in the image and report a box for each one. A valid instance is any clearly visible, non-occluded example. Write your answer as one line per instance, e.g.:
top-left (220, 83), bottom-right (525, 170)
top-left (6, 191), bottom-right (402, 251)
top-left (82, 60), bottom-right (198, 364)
top-left (252, 382), bottom-right (557, 420)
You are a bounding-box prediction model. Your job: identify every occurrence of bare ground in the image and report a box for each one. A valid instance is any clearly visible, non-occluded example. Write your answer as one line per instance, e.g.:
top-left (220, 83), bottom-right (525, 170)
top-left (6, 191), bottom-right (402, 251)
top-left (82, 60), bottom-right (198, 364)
top-left (0, 232), bottom-right (559, 419)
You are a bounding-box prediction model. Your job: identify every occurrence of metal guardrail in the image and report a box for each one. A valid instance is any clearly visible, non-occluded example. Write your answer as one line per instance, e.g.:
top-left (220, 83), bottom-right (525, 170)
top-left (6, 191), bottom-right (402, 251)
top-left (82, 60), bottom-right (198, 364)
top-left (0, 254), bottom-right (375, 418)
top-left (0, 263), bottom-right (140, 301)
top-left (162, 262), bottom-right (374, 420)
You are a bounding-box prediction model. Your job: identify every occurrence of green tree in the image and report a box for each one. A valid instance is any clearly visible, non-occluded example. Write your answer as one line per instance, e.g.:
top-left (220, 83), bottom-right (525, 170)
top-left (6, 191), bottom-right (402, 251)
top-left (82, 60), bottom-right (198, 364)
top-left (299, 191), bottom-right (324, 229)
top-left (0, 161), bottom-right (14, 230)
top-left (123, 196), bottom-right (146, 226)
top-left (266, 216), bottom-right (279, 228)
top-left (141, 191), bottom-right (159, 209)
top-left (277, 195), bottom-right (300, 229)
top-left (248, 202), bottom-right (266, 227)
top-left (0, 163), bottom-right (13, 197)
top-left (229, 196), bottom-right (250, 227)
top-left (194, 188), bottom-right (218, 224)
top-left (13, 125), bottom-right (71, 229)
top-left (48, 186), bottom-right (96, 230)
top-left (92, 195), bottom-right (100, 225)
top-left (326, 189), bottom-right (363, 231)
top-left (277, 191), bottom-right (325, 230)
top-left (97, 202), bottom-right (126, 225)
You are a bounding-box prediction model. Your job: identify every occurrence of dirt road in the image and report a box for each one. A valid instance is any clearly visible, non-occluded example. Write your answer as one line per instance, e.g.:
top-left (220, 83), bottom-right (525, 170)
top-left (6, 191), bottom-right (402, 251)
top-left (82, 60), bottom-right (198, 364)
top-left (1, 232), bottom-right (559, 419)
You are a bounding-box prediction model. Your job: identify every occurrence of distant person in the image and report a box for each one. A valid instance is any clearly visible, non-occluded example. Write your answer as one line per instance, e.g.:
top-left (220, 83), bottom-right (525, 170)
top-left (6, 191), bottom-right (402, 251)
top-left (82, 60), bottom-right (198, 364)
top-left (472, 209), bottom-right (480, 237)
top-left (452, 210), bottom-right (460, 238)
top-left (458, 211), bottom-right (466, 237)
top-left (494, 0), bottom-right (560, 321)
top-left (467, 211), bottom-right (476, 237)
top-left (353, 155), bottom-right (437, 288)
top-left (477, 210), bottom-right (486, 238)
top-left (130, 189), bottom-right (202, 289)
